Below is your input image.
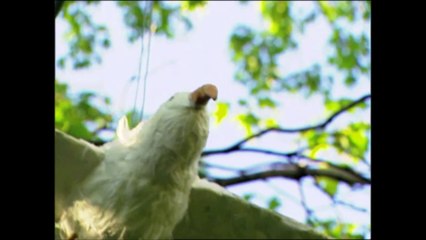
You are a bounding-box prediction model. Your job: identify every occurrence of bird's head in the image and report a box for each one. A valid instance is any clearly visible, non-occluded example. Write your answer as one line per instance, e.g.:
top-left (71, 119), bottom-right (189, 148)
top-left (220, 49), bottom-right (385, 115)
top-left (162, 84), bottom-right (218, 110)
top-left (115, 84), bottom-right (218, 147)
top-left (147, 84), bottom-right (217, 162)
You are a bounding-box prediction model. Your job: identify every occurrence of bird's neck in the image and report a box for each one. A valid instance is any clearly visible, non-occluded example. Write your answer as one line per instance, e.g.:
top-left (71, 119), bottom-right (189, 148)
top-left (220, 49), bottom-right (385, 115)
top-left (134, 109), bottom-right (209, 188)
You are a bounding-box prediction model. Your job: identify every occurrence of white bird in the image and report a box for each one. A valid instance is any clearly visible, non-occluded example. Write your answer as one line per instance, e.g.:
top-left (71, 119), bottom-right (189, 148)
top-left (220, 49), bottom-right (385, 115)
top-left (55, 84), bottom-right (218, 240)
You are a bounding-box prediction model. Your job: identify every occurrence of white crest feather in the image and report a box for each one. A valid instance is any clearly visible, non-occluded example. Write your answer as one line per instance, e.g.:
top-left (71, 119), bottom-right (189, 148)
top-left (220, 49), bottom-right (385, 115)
top-left (116, 116), bottom-right (144, 146)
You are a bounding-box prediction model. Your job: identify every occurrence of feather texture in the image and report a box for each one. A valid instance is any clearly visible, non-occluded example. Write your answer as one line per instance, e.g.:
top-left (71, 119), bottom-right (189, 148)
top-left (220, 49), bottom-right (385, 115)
top-left (56, 85), bottom-right (217, 240)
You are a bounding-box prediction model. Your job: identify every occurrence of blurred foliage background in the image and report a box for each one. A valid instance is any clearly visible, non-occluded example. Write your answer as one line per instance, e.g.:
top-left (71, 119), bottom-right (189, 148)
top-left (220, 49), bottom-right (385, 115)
top-left (55, 1), bottom-right (370, 239)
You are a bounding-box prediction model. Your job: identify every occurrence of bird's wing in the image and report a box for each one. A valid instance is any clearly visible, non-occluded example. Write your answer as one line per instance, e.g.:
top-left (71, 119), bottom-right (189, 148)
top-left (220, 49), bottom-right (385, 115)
top-left (55, 129), bottom-right (105, 220)
top-left (55, 117), bottom-right (143, 221)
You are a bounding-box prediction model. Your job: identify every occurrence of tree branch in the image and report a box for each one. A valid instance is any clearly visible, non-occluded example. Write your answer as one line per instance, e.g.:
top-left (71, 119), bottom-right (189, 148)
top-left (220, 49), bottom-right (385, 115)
top-left (200, 162), bottom-right (241, 172)
top-left (202, 94), bottom-right (371, 157)
top-left (203, 147), bottom-right (302, 157)
top-left (209, 164), bottom-right (303, 186)
top-left (300, 155), bottom-right (371, 184)
top-left (55, 1), bottom-right (65, 18)
top-left (209, 162), bottom-right (370, 187)
top-left (203, 145), bottom-right (371, 184)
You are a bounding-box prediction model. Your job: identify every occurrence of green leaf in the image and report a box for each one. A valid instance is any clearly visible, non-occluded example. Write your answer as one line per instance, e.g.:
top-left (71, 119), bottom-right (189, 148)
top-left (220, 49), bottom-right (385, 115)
top-left (263, 118), bottom-right (279, 128)
top-left (331, 122), bottom-right (370, 160)
top-left (344, 74), bottom-right (356, 87)
top-left (247, 55), bottom-right (259, 72)
top-left (325, 98), bottom-right (352, 112)
top-left (58, 58), bottom-right (66, 69)
top-left (363, 1), bottom-right (371, 20)
top-left (238, 99), bottom-right (247, 106)
top-left (310, 220), bottom-right (367, 239)
top-left (302, 130), bottom-right (329, 148)
top-left (236, 113), bottom-right (259, 136)
top-left (268, 197), bottom-right (281, 210)
top-left (213, 102), bottom-right (229, 124)
top-left (243, 193), bottom-right (254, 201)
top-left (74, 59), bottom-right (91, 69)
top-left (104, 97), bottom-right (111, 105)
top-left (308, 143), bottom-right (330, 158)
top-left (243, 113), bottom-right (259, 125)
top-left (316, 176), bottom-right (339, 197)
top-left (68, 122), bottom-right (93, 139)
top-left (319, 2), bottom-right (338, 22)
top-left (181, 1), bottom-right (207, 12)
top-left (278, 66), bottom-right (322, 97)
top-left (332, 132), bottom-right (350, 150)
top-left (59, 2), bottom-right (111, 70)
top-left (55, 80), bottom-right (113, 142)
top-left (102, 39), bottom-right (111, 48)
top-left (258, 97), bottom-right (276, 108)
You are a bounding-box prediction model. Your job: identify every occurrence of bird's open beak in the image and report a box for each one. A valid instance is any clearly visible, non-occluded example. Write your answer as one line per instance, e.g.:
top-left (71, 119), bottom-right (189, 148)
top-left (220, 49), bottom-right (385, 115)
top-left (190, 84), bottom-right (218, 106)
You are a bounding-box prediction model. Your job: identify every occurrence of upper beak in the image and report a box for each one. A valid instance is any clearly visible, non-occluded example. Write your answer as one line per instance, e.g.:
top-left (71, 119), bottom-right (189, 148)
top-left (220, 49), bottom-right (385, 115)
top-left (190, 84), bottom-right (218, 106)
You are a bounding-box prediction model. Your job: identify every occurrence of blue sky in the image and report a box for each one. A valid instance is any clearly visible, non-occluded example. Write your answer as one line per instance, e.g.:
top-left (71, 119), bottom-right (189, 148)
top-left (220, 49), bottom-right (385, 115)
top-left (55, 1), bottom-right (370, 235)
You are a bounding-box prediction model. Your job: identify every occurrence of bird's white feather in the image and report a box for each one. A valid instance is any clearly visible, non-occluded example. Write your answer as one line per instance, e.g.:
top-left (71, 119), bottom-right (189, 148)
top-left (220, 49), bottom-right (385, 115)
top-left (56, 89), bottom-right (213, 240)
top-left (117, 116), bottom-right (144, 147)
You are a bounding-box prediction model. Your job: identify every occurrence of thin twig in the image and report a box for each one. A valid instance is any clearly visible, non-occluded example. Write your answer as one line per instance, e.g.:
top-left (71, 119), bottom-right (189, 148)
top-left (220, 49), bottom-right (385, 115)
top-left (335, 200), bottom-right (368, 212)
top-left (298, 180), bottom-right (315, 224)
top-left (202, 94), bottom-right (371, 157)
top-left (264, 179), bottom-right (302, 206)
